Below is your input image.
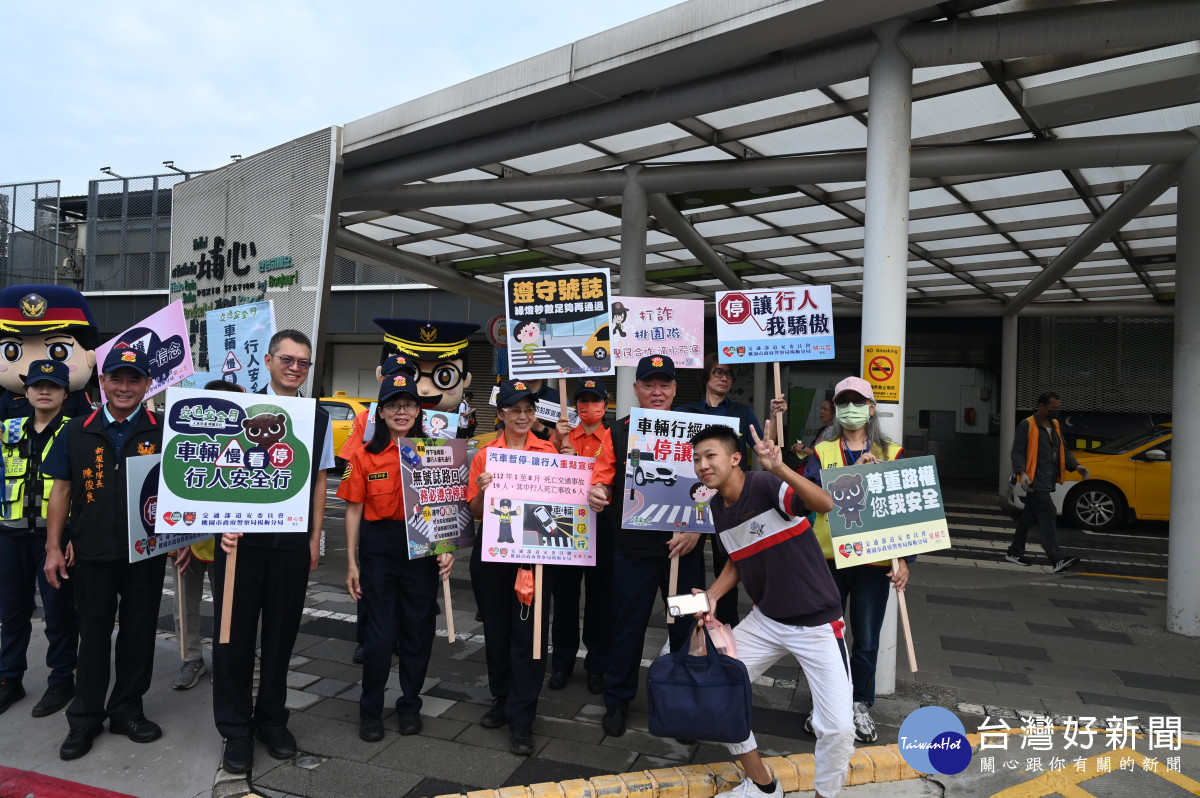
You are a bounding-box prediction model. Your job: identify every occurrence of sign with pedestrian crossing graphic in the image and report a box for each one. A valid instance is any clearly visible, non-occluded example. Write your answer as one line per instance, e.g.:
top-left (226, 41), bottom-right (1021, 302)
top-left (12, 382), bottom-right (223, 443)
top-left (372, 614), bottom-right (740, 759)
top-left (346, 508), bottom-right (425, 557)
top-left (504, 267), bottom-right (613, 380)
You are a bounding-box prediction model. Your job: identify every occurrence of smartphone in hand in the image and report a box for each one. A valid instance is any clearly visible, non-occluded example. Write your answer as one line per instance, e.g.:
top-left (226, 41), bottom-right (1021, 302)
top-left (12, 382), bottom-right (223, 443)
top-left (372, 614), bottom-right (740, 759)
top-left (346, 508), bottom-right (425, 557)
top-left (667, 592), bottom-right (711, 617)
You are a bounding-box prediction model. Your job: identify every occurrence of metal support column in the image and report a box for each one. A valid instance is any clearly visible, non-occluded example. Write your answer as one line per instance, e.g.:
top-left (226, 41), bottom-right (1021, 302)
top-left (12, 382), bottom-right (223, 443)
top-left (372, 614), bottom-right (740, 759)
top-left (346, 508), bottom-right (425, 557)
top-left (998, 314), bottom-right (1019, 496)
top-left (1167, 137), bottom-right (1200, 637)
top-left (617, 166), bottom-right (647, 418)
top-left (860, 21), bottom-right (912, 697)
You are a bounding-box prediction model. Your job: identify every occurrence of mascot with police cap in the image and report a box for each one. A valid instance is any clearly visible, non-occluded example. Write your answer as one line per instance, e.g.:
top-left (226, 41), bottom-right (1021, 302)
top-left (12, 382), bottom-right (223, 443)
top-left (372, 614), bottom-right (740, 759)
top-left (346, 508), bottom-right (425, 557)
top-left (373, 318), bottom-right (479, 435)
top-left (0, 285), bottom-right (97, 420)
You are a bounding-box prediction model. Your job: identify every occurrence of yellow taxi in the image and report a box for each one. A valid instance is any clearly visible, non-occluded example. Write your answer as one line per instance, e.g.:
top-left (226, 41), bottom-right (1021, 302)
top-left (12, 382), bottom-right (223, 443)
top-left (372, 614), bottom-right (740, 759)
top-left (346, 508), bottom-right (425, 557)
top-left (1011, 424), bottom-right (1171, 531)
top-left (318, 392), bottom-right (372, 465)
top-left (582, 324), bottom-right (611, 361)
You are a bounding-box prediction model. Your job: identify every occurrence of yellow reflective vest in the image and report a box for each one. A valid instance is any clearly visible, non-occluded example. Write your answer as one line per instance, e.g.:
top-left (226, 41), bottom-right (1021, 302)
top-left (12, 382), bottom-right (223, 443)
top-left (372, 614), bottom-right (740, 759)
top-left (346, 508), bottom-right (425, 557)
top-left (811, 437), bottom-right (903, 563)
top-left (1, 416), bottom-right (69, 528)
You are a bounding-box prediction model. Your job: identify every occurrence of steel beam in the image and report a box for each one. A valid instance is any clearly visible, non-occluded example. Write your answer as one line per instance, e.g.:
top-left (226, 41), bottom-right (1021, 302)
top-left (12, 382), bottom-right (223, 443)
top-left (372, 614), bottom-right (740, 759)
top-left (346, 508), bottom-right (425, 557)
top-left (339, 133), bottom-right (1200, 212)
top-left (616, 167), bottom-right (648, 418)
top-left (341, 0), bottom-right (1197, 198)
top-left (646, 193), bottom-right (744, 290)
top-left (1004, 162), bottom-right (1180, 316)
top-left (334, 227), bottom-right (504, 307)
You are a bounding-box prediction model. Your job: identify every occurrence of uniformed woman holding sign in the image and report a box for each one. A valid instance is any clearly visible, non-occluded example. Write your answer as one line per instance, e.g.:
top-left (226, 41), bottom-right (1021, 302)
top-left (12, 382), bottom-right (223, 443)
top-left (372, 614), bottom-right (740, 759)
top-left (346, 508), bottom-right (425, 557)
top-left (339, 373), bottom-right (453, 742)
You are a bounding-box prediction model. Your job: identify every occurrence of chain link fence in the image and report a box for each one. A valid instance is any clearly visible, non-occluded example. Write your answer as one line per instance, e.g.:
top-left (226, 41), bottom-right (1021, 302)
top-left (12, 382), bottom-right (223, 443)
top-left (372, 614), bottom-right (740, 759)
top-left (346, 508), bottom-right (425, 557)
top-left (0, 180), bottom-right (63, 287)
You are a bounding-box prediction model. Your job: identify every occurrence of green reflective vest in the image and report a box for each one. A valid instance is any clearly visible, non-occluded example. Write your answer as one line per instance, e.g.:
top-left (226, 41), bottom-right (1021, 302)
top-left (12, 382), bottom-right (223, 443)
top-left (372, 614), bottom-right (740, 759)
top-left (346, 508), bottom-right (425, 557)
top-left (1, 415), bottom-right (69, 528)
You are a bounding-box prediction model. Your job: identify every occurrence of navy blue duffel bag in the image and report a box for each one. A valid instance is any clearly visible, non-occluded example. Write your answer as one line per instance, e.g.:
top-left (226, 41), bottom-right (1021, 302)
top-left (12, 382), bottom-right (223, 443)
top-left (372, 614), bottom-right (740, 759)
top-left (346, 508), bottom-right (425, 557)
top-left (646, 620), bottom-right (753, 743)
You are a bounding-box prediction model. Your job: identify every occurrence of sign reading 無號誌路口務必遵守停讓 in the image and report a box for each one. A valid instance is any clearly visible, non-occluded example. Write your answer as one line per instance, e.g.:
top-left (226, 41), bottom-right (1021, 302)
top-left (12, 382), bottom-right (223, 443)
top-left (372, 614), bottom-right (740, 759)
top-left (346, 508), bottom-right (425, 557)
top-left (156, 388), bottom-right (315, 535)
top-left (715, 286), bottom-right (835, 364)
top-left (169, 127), bottom-right (340, 396)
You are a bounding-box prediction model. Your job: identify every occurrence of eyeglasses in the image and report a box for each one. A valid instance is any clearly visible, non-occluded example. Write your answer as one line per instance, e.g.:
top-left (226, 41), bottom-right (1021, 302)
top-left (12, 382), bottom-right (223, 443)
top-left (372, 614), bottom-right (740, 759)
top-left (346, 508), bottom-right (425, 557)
top-left (503, 407), bottom-right (537, 418)
top-left (710, 369), bottom-right (734, 380)
top-left (380, 401), bottom-right (420, 413)
top-left (272, 355), bottom-right (312, 371)
top-left (834, 399), bottom-right (870, 408)
top-left (413, 362), bottom-right (464, 390)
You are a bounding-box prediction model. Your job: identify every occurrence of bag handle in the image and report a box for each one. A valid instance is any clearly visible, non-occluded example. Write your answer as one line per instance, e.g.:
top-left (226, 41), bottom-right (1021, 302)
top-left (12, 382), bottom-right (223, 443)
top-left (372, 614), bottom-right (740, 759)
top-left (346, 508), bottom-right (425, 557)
top-left (671, 618), bottom-right (724, 675)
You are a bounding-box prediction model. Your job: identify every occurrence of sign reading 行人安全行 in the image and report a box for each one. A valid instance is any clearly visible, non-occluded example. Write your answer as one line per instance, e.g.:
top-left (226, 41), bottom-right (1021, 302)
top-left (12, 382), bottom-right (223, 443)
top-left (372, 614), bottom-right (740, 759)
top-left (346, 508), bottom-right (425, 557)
top-left (504, 268), bottom-right (613, 380)
top-left (609, 296), bottom-right (704, 369)
top-left (622, 409), bottom-right (738, 534)
top-left (396, 438), bottom-right (472, 559)
top-left (481, 449), bottom-right (596, 566)
top-left (205, 301), bottom-right (275, 393)
top-left (94, 300), bottom-right (194, 400)
top-left (715, 286), bottom-right (835, 364)
top-left (126, 454), bottom-right (211, 563)
top-left (819, 455), bottom-right (950, 567)
top-left (156, 387), bottom-right (315, 534)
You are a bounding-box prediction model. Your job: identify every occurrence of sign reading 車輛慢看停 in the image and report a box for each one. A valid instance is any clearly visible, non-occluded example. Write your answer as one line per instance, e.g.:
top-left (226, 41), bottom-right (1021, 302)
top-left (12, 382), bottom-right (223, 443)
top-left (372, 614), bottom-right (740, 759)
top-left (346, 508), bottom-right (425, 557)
top-left (819, 455), bottom-right (950, 568)
top-left (156, 387), bottom-right (315, 534)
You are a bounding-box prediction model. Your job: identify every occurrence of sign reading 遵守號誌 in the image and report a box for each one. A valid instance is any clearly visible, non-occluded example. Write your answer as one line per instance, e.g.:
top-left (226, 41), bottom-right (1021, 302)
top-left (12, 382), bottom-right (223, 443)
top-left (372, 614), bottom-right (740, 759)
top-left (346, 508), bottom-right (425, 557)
top-left (169, 127), bottom-right (341, 396)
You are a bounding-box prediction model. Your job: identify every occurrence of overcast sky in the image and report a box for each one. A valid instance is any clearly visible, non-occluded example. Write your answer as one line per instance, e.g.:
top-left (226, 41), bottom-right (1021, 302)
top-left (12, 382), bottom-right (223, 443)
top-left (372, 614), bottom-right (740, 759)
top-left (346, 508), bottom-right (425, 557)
top-left (3, 1), bottom-right (681, 197)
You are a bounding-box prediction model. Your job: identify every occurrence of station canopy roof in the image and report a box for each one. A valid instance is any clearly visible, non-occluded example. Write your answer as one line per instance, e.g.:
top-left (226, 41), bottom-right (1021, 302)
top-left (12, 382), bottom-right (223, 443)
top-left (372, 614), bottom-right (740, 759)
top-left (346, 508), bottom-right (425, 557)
top-left (333, 0), bottom-right (1199, 312)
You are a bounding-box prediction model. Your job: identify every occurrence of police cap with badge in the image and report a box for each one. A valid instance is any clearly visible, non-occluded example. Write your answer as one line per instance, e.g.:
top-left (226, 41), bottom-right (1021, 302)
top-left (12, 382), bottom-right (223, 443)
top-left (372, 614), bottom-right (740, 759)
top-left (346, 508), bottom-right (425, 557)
top-left (0, 284), bottom-right (99, 347)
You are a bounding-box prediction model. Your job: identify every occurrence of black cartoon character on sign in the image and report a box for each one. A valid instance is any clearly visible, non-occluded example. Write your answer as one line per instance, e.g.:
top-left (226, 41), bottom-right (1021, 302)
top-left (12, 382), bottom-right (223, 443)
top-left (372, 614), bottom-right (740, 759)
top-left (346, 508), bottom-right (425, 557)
top-left (828, 471), bottom-right (866, 529)
top-left (242, 412), bottom-right (287, 447)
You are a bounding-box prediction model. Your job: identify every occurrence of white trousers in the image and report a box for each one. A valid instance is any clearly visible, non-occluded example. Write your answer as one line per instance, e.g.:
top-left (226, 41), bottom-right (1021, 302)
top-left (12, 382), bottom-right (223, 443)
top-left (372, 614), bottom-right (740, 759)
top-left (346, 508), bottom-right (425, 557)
top-left (724, 606), bottom-right (855, 798)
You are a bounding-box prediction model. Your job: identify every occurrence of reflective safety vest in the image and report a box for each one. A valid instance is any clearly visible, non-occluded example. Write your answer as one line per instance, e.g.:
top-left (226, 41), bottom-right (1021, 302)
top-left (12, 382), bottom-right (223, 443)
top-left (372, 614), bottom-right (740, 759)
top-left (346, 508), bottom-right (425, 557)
top-left (1, 416), bottom-right (69, 527)
top-left (811, 437), bottom-right (903, 563)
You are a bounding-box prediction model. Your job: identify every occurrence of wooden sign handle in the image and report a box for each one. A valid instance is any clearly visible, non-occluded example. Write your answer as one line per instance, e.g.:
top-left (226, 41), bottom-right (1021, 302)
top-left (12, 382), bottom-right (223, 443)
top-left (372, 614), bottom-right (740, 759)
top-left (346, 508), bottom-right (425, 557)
top-left (666, 533), bottom-right (680, 624)
top-left (893, 558), bottom-right (918, 672)
top-left (772, 362), bottom-right (784, 447)
top-left (532, 563), bottom-right (544, 659)
top-left (443, 576), bottom-right (455, 643)
top-left (176, 557), bottom-right (187, 660)
top-left (219, 547), bottom-right (237, 645)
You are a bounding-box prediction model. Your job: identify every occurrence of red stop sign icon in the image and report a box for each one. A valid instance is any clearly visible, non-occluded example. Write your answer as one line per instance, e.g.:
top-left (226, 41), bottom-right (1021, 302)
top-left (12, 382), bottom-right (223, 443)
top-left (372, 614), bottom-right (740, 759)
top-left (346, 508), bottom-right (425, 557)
top-left (268, 443), bottom-right (295, 469)
top-left (717, 292), bottom-right (752, 324)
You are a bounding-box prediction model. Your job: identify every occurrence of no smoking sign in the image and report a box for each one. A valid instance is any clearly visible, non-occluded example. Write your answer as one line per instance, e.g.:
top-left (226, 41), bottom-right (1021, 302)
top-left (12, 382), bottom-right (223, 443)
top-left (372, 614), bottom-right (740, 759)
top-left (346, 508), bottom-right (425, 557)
top-left (863, 344), bottom-right (901, 403)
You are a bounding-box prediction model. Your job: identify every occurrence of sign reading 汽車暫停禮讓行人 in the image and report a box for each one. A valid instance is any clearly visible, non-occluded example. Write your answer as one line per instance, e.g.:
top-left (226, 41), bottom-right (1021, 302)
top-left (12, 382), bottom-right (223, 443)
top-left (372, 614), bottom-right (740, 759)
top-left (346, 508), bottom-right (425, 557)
top-left (819, 455), bottom-right (950, 568)
top-left (715, 286), bottom-right (835, 364)
top-left (156, 387), bottom-right (315, 535)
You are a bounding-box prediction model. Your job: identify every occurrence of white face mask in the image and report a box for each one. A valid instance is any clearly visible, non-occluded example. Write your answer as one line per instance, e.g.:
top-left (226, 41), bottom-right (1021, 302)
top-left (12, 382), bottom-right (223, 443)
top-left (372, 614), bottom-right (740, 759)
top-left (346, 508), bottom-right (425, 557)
top-left (836, 404), bottom-right (870, 430)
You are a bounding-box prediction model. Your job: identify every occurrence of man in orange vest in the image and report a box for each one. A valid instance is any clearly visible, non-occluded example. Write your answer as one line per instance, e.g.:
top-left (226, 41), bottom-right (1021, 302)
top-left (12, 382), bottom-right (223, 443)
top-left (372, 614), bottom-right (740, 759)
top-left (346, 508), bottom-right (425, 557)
top-left (1005, 391), bottom-right (1089, 573)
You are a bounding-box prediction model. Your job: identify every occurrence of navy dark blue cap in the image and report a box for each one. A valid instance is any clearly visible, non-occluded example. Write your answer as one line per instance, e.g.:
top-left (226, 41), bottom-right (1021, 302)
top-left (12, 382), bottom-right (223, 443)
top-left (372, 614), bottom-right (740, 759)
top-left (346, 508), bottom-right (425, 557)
top-left (381, 353), bottom-right (419, 377)
top-left (0, 284), bottom-right (97, 338)
top-left (102, 347), bottom-right (150, 376)
top-left (574, 378), bottom-right (608, 401)
top-left (496, 379), bottom-right (537, 408)
top-left (373, 318), bottom-right (480, 360)
top-left (635, 354), bottom-right (675, 381)
top-left (21, 359), bottom-right (70, 389)
top-left (378, 372), bottom-right (420, 404)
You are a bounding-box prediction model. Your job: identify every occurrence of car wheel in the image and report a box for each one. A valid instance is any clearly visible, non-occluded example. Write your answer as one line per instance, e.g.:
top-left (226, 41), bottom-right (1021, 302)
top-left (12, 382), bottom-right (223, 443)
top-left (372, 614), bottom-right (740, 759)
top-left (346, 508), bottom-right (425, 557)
top-left (1066, 482), bottom-right (1126, 531)
top-left (634, 469), bottom-right (646, 486)
top-left (593, 347), bottom-right (607, 360)
top-left (664, 479), bottom-right (676, 487)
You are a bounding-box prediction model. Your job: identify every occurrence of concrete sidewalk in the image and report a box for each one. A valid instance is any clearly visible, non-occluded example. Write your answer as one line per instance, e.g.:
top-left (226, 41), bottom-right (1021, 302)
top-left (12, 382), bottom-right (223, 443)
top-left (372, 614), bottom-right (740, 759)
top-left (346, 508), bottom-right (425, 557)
top-left (2, 515), bottom-right (1198, 798)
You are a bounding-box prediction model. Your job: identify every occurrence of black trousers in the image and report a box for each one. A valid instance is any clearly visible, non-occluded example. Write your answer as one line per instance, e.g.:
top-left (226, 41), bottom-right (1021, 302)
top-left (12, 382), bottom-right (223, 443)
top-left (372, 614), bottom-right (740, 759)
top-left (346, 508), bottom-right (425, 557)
top-left (1011, 490), bottom-right (1064, 565)
top-left (67, 556), bottom-right (166, 729)
top-left (550, 516), bottom-right (613, 677)
top-left (359, 538), bottom-right (438, 720)
top-left (211, 544), bottom-right (309, 739)
top-left (469, 543), bottom-right (552, 729)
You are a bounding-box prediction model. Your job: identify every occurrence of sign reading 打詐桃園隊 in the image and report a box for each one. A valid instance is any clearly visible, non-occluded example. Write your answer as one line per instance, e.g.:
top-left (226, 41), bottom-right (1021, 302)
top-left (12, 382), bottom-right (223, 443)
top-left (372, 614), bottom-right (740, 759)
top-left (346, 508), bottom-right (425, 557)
top-left (205, 301), bottom-right (275, 393)
top-left (622, 409), bottom-right (738, 534)
top-left (481, 449), bottom-right (595, 566)
top-left (169, 127), bottom-right (340, 397)
top-left (397, 438), bottom-right (472, 559)
top-left (610, 296), bottom-right (703, 369)
top-left (504, 268), bottom-right (613, 380)
top-left (715, 286), bottom-right (835, 364)
top-left (126, 454), bottom-right (211, 563)
top-left (157, 387), bottom-right (315, 534)
top-left (819, 455), bottom-right (950, 568)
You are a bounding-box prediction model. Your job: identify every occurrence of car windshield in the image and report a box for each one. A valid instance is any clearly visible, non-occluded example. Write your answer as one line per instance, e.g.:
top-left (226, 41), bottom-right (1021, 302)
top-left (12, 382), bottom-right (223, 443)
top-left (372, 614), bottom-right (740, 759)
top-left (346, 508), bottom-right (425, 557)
top-left (1094, 426), bottom-right (1170, 455)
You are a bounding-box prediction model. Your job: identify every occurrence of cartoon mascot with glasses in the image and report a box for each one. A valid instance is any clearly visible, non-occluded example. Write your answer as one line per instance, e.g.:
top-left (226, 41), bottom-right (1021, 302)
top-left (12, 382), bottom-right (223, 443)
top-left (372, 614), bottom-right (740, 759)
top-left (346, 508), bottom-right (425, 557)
top-left (372, 319), bottom-right (479, 432)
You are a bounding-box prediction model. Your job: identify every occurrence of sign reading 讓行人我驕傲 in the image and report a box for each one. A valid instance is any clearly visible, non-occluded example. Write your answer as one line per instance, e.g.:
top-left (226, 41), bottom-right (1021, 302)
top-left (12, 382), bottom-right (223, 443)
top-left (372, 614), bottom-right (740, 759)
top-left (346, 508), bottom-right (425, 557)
top-left (715, 286), bottom-right (835, 364)
top-left (156, 387), bottom-right (315, 534)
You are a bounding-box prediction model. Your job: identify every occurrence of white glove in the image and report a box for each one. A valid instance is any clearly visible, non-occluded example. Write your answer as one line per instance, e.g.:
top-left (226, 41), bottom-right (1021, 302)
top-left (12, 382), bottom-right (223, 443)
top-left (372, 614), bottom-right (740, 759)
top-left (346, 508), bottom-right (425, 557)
top-left (1076, 466), bottom-right (1089, 480)
top-left (1017, 472), bottom-right (1032, 489)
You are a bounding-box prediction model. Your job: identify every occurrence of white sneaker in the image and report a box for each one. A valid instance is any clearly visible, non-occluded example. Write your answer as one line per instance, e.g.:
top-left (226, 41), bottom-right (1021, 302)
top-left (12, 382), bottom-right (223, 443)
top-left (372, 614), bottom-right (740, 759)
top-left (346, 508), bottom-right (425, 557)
top-left (713, 777), bottom-right (779, 798)
top-left (852, 701), bottom-right (877, 743)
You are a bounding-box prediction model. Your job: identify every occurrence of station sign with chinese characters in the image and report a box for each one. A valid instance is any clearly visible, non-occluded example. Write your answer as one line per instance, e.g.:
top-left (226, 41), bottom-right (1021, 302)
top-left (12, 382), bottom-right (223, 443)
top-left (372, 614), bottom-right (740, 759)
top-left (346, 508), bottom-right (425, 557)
top-left (715, 286), bottom-right (834, 363)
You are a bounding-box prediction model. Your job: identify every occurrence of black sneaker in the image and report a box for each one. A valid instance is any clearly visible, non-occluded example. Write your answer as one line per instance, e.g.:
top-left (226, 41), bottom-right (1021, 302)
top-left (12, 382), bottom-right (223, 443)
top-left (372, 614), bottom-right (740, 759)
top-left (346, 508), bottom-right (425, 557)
top-left (602, 703), bottom-right (627, 737)
top-left (1053, 556), bottom-right (1079, 574)
top-left (1004, 551), bottom-right (1032, 566)
top-left (480, 697), bottom-right (507, 729)
top-left (353, 645), bottom-right (364, 664)
top-left (32, 683), bottom-right (74, 717)
top-left (510, 725), bottom-right (535, 756)
top-left (359, 716), bottom-right (385, 742)
top-left (60, 724), bottom-right (103, 760)
top-left (547, 671), bottom-right (569, 690)
top-left (0, 678), bottom-right (26, 715)
top-left (222, 736), bottom-right (253, 774)
top-left (110, 715), bottom-right (162, 743)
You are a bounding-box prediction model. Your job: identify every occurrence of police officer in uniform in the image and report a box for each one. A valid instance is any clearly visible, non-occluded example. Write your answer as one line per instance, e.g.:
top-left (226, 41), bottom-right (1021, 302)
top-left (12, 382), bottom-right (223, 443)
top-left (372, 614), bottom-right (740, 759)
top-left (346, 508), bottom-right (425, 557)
top-left (42, 348), bottom-right (165, 760)
top-left (339, 372), bottom-right (454, 741)
top-left (212, 330), bottom-right (335, 775)
top-left (0, 361), bottom-right (77, 717)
